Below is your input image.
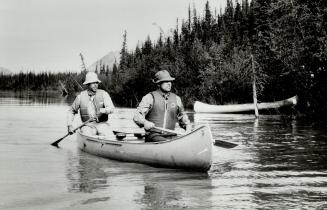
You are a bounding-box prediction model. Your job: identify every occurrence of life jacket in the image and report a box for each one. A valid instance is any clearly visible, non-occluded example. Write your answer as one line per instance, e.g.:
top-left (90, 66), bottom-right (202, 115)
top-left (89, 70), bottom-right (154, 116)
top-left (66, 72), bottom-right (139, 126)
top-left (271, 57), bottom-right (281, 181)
top-left (79, 90), bottom-right (108, 122)
top-left (146, 90), bottom-right (178, 130)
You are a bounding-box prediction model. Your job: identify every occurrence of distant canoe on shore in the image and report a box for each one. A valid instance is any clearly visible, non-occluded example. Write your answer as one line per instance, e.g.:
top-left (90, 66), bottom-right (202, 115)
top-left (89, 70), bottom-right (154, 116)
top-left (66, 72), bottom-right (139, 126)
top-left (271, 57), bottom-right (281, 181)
top-left (194, 96), bottom-right (298, 113)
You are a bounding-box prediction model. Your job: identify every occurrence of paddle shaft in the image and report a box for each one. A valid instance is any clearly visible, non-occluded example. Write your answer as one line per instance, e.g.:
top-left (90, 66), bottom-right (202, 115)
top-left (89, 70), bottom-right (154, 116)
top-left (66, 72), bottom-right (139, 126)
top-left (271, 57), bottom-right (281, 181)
top-left (51, 119), bottom-right (93, 147)
top-left (153, 126), bottom-right (185, 135)
top-left (154, 126), bottom-right (238, 148)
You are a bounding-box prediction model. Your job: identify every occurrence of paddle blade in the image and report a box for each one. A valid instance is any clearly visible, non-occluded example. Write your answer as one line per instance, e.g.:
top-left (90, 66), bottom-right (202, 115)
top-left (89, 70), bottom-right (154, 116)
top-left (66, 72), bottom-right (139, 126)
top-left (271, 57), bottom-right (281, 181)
top-left (50, 138), bottom-right (62, 147)
top-left (50, 133), bottom-right (69, 148)
top-left (51, 120), bottom-right (92, 148)
top-left (214, 140), bottom-right (238, 148)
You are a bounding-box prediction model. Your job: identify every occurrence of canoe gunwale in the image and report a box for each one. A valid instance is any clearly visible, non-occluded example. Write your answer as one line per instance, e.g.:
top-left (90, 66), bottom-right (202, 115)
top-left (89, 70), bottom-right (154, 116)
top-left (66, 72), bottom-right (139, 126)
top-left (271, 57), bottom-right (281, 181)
top-left (78, 125), bottom-right (207, 145)
top-left (76, 125), bottom-right (213, 172)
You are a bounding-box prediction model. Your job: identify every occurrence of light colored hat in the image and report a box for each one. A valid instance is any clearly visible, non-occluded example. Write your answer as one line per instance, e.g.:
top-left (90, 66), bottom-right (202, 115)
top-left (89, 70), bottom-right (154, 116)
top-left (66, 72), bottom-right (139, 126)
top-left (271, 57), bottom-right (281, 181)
top-left (83, 72), bottom-right (101, 85)
top-left (152, 70), bottom-right (175, 83)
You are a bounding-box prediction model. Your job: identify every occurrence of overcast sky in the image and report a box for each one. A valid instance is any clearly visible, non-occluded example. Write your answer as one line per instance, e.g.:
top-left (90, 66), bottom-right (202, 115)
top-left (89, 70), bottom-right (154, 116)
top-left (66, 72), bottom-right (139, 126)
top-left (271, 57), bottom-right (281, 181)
top-left (0, 0), bottom-right (227, 72)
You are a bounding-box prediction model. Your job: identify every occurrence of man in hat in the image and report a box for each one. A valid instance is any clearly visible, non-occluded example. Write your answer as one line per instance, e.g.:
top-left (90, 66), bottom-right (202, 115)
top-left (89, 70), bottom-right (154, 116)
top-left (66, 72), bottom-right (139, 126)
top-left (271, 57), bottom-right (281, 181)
top-left (67, 71), bottom-right (115, 136)
top-left (133, 70), bottom-right (191, 142)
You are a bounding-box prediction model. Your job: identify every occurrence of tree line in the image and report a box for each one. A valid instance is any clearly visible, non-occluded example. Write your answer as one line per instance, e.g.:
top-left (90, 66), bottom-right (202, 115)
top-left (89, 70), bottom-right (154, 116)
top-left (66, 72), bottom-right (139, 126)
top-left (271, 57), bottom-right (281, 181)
top-left (0, 0), bottom-right (326, 122)
top-left (113, 0), bottom-right (326, 121)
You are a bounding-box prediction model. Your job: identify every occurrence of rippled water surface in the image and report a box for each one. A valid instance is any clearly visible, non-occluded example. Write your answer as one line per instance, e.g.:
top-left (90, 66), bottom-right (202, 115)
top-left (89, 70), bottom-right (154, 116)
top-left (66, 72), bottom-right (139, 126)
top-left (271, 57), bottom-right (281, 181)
top-left (0, 91), bottom-right (327, 210)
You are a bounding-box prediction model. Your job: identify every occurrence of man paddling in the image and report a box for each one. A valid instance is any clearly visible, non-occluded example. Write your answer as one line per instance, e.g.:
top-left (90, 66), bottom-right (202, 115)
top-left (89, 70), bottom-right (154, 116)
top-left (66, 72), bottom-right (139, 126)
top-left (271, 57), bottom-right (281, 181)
top-left (67, 71), bottom-right (115, 136)
top-left (133, 70), bottom-right (191, 142)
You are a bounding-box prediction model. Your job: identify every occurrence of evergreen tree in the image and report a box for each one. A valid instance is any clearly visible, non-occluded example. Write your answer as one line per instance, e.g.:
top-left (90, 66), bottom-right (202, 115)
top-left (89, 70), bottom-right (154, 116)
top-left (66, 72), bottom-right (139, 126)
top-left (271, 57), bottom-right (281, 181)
top-left (120, 30), bottom-right (128, 70)
top-left (2, 0), bottom-right (326, 122)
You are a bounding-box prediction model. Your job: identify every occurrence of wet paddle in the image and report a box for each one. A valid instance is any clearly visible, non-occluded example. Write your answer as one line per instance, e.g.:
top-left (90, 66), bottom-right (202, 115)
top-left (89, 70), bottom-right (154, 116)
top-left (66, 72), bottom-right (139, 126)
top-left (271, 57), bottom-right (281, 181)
top-left (51, 119), bottom-right (93, 147)
top-left (153, 126), bottom-right (238, 149)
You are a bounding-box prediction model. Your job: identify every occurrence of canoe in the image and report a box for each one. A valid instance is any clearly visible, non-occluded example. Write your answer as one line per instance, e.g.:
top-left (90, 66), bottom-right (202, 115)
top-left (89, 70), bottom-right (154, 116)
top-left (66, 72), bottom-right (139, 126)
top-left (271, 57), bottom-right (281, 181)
top-left (76, 125), bottom-right (213, 172)
top-left (194, 96), bottom-right (298, 113)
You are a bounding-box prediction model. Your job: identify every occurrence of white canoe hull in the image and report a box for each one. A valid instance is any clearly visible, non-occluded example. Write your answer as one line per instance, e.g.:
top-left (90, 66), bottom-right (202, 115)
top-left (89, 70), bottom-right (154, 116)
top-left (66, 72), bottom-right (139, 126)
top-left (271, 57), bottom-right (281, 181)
top-left (77, 125), bottom-right (213, 172)
top-left (194, 96), bottom-right (297, 113)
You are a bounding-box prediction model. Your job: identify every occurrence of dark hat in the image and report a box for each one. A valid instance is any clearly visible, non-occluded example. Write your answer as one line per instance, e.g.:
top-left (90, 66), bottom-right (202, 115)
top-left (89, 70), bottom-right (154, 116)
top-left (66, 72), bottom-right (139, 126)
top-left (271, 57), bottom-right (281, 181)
top-left (152, 70), bottom-right (175, 83)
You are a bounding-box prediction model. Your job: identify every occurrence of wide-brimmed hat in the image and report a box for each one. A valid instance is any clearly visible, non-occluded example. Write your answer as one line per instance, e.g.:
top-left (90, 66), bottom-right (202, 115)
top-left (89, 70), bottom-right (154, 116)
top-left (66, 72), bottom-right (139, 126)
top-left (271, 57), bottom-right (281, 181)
top-left (152, 70), bottom-right (175, 83)
top-left (83, 72), bottom-right (101, 85)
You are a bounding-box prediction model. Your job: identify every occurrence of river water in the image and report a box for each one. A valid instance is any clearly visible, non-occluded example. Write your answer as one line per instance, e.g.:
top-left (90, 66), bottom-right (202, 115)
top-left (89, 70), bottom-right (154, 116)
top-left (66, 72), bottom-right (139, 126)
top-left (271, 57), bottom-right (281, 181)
top-left (0, 91), bottom-right (326, 210)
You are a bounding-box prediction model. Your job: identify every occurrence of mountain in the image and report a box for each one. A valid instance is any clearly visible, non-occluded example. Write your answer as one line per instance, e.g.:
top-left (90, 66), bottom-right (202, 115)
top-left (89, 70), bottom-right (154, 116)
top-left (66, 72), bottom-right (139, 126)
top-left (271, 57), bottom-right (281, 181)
top-left (0, 66), bottom-right (11, 75)
top-left (88, 51), bottom-right (120, 72)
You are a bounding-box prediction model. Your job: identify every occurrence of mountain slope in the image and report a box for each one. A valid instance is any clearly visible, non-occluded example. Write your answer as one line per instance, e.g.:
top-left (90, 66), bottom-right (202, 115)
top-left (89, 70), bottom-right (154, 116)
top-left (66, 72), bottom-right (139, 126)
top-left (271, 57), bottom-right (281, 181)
top-left (88, 51), bottom-right (120, 72)
top-left (0, 66), bottom-right (11, 75)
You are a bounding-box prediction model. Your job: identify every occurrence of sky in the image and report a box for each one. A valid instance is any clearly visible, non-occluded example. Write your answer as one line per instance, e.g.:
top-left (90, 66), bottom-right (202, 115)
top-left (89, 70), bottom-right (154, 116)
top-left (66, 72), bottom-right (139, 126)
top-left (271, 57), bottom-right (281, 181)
top-left (0, 0), bottom-right (227, 73)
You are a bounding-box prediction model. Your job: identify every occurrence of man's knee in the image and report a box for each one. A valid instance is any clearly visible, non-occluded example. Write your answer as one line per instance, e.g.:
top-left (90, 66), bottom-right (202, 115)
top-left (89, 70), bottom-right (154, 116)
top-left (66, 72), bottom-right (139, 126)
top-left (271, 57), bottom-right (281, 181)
top-left (96, 123), bottom-right (114, 136)
top-left (145, 133), bottom-right (168, 142)
top-left (81, 126), bottom-right (97, 135)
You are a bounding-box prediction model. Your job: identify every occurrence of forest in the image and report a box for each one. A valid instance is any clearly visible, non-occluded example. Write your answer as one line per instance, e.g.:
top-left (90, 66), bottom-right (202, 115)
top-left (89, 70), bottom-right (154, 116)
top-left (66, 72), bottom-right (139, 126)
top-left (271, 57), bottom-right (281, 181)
top-left (0, 0), bottom-right (326, 122)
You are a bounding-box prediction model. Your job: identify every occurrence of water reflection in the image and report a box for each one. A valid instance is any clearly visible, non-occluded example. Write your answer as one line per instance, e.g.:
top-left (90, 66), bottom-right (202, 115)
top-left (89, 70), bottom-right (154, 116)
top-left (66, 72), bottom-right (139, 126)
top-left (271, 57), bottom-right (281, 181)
top-left (249, 118), bottom-right (327, 171)
top-left (2, 92), bottom-right (327, 209)
top-left (192, 113), bottom-right (256, 124)
top-left (136, 173), bottom-right (212, 209)
top-left (193, 112), bottom-right (327, 171)
top-left (0, 90), bottom-right (71, 105)
top-left (66, 151), bottom-right (109, 193)
top-left (65, 150), bottom-right (213, 209)
top-left (192, 112), bottom-right (327, 208)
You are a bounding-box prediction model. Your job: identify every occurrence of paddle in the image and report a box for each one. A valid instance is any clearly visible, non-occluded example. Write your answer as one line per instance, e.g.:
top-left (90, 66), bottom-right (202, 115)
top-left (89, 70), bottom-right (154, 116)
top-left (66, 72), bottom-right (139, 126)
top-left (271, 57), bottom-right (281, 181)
top-left (153, 126), bottom-right (238, 149)
top-left (51, 119), bottom-right (93, 147)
